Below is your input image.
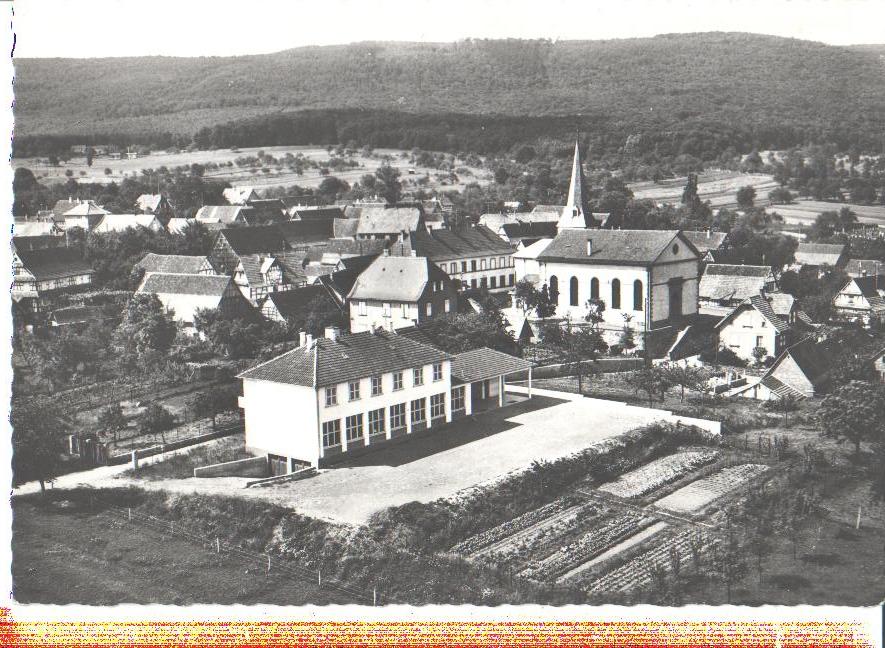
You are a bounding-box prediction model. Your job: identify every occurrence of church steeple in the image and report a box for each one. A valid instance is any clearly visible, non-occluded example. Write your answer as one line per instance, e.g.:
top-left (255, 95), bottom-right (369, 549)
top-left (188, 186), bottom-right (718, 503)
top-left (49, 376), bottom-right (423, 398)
top-left (558, 141), bottom-right (593, 230)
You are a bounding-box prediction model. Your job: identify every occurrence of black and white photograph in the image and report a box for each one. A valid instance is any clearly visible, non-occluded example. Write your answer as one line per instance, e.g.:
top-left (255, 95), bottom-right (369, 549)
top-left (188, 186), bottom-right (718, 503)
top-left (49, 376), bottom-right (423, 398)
top-left (5, 0), bottom-right (885, 627)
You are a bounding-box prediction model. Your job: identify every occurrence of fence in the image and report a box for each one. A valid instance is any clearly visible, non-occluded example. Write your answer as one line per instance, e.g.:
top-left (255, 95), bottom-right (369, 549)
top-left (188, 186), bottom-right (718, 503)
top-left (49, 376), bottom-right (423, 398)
top-left (97, 499), bottom-right (391, 606)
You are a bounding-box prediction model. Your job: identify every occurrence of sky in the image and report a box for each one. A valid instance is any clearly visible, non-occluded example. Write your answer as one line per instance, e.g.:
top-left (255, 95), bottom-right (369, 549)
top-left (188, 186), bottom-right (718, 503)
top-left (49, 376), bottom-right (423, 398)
top-left (12, 0), bottom-right (885, 58)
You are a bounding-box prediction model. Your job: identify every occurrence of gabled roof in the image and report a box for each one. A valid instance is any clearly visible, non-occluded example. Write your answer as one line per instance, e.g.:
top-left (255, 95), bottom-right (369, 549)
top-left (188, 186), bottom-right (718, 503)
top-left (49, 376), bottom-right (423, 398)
top-left (449, 347), bottom-right (532, 383)
top-left (136, 253), bottom-right (211, 275)
top-left (845, 259), bottom-right (885, 277)
top-left (237, 254), bottom-right (291, 287)
top-left (263, 285), bottom-right (328, 320)
top-left (304, 238), bottom-right (388, 263)
top-left (136, 194), bottom-right (166, 212)
top-left (665, 317), bottom-right (719, 361)
top-left (356, 207), bottom-right (423, 235)
top-left (217, 226), bottom-right (287, 255)
top-left (137, 272), bottom-right (232, 297)
top-left (166, 218), bottom-right (196, 235)
top-left (766, 292), bottom-right (796, 317)
top-left (401, 225), bottom-right (513, 261)
top-left (513, 238), bottom-right (554, 260)
top-left (848, 275), bottom-right (885, 298)
top-left (223, 186), bottom-right (257, 205)
top-left (538, 229), bottom-right (696, 265)
top-left (63, 202), bottom-right (109, 217)
top-left (238, 329), bottom-right (449, 388)
top-left (93, 214), bottom-right (162, 232)
top-left (348, 255), bottom-right (448, 302)
top-left (290, 206), bottom-right (345, 221)
top-left (333, 218), bottom-right (360, 238)
top-left (318, 255), bottom-right (380, 306)
top-left (682, 230), bottom-right (728, 252)
top-left (277, 219), bottom-right (335, 247)
top-left (500, 221), bottom-right (559, 239)
top-left (716, 294), bottom-right (791, 333)
top-left (794, 242), bottom-right (846, 266)
top-left (13, 221), bottom-right (61, 237)
top-left (195, 205), bottom-right (254, 224)
top-left (699, 264), bottom-right (774, 302)
top-left (15, 247), bottom-right (93, 281)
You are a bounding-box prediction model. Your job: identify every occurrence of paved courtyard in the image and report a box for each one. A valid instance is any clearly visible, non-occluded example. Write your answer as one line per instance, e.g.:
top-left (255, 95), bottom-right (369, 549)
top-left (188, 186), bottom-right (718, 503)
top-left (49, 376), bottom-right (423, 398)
top-left (77, 390), bottom-right (686, 525)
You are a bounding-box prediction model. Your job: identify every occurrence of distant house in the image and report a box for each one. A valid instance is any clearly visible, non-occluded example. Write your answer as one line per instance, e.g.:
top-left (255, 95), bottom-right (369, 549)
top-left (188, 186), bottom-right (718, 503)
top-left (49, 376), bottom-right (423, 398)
top-left (715, 294), bottom-right (801, 364)
top-left (347, 254), bottom-right (458, 333)
top-left (135, 273), bottom-right (251, 330)
top-left (499, 221), bottom-right (559, 247)
top-left (12, 247), bottom-right (94, 315)
top-left (260, 284), bottom-right (332, 323)
top-left (682, 230), bottom-right (729, 262)
top-left (289, 206), bottom-right (345, 222)
top-left (13, 220), bottom-right (64, 238)
top-left (92, 214), bottom-right (165, 233)
top-left (394, 225), bottom-right (516, 293)
top-left (352, 206), bottom-right (425, 241)
top-left (317, 255), bottom-right (381, 309)
top-left (845, 259), bottom-right (885, 278)
top-left (135, 194), bottom-right (174, 221)
top-left (11, 234), bottom-right (67, 252)
top-left (135, 253), bottom-right (216, 276)
top-left (792, 242), bottom-right (847, 273)
top-left (209, 226), bottom-right (289, 274)
top-left (223, 186), bottom-right (259, 205)
top-left (166, 217), bottom-right (198, 235)
top-left (698, 264), bottom-right (777, 314)
top-left (246, 199), bottom-right (286, 223)
top-left (233, 254), bottom-right (300, 304)
top-left (195, 205), bottom-right (255, 227)
top-left (62, 201), bottom-right (111, 231)
top-left (833, 275), bottom-right (885, 326)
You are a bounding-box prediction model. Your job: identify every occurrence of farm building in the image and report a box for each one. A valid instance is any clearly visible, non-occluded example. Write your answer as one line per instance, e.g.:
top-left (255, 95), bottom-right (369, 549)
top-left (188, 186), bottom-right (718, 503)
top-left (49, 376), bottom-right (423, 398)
top-left (832, 275), bottom-right (885, 326)
top-left (135, 272), bottom-right (252, 331)
top-left (233, 254), bottom-right (303, 304)
top-left (698, 264), bottom-right (777, 314)
top-left (791, 242), bottom-right (847, 273)
top-left (62, 201), bottom-right (110, 231)
top-left (135, 253), bottom-right (216, 276)
top-left (135, 194), bottom-right (175, 220)
top-left (92, 214), bottom-right (165, 233)
top-left (208, 226), bottom-right (289, 273)
top-left (259, 284), bottom-right (334, 323)
top-left (49, 305), bottom-right (115, 329)
top-left (237, 328), bottom-right (532, 470)
top-left (714, 294), bottom-right (799, 364)
top-left (288, 205), bottom-right (345, 222)
top-left (12, 247), bottom-right (94, 316)
top-left (195, 205), bottom-right (255, 227)
top-left (223, 186), bottom-right (259, 205)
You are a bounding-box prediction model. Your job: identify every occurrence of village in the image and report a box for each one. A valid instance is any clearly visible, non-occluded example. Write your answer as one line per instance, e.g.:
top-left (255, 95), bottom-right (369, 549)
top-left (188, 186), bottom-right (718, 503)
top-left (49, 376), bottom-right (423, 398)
top-left (9, 134), bottom-right (885, 607)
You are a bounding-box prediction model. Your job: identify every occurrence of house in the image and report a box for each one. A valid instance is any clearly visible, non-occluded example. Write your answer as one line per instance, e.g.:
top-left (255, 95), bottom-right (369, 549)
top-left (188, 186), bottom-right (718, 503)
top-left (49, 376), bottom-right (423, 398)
top-left (135, 253), bottom-right (216, 276)
top-left (347, 254), bottom-right (458, 333)
top-left (682, 230), bottom-right (729, 263)
top-left (277, 219), bottom-right (336, 249)
top-left (166, 218), bottom-right (198, 235)
top-left (351, 206), bottom-right (425, 241)
top-left (92, 214), bottom-right (165, 233)
top-left (530, 229), bottom-right (702, 348)
top-left (62, 201), bottom-right (111, 231)
top-left (833, 275), bottom-right (885, 326)
top-left (260, 284), bottom-right (331, 323)
top-left (792, 242), bottom-right (847, 273)
top-left (135, 273), bottom-right (252, 330)
top-left (394, 225), bottom-right (516, 293)
top-left (11, 234), bottom-right (67, 252)
top-left (845, 259), bottom-right (885, 278)
top-left (13, 220), bottom-right (64, 238)
top-left (698, 264), bottom-right (777, 314)
top-left (194, 205), bottom-right (255, 227)
top-left (135, 194), bottom-right (174, 220)
top-left (236, 328), bottom-right (532, 469)
top-left (512, 238), bottom-right (554, 287)
top-left (208, 226), bottom-right (289, 274)
top-left (233, 254), bottom-right (300, 304)
top-left (51, 198), bottom-right (97, 223)
top-left (246, 199), bottom-right (286, 223)
top-left (658, 315), bottom-right (720, 366)
top-left (12, 247), bottom-right (94, 316)
top-left (300, 240), bottom-right (386, 283)
top-left (714, 294), bottom-right (798, 364)
top-left (223, 186), bottom-right (259, 205)
top-left (289, 206), bottom-right (345, 222)
top-left (317, 255), bottom-right (381, 309)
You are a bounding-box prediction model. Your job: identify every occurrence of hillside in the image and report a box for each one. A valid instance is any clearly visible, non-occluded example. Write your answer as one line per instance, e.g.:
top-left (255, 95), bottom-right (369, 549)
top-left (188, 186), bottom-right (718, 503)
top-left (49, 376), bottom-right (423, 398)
top-left (13, 33), bottom-right (885, 151)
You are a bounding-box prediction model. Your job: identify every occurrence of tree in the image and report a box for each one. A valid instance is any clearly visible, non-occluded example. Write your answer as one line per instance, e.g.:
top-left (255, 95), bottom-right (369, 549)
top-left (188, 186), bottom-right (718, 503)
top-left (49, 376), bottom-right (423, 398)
top-left (768, 187), bottom-right (794, 204)
top-left (375, 165), bottom-right (402, 204)
top-left (661, 363), bottom-right (709, 402)
top-left (711, 529), bottom-right (748, 603)
top-left (11, 400), bottom-right (68, 493)
top-left (513, 279), bottom-right (541, 315)
top-left (535, 283), bottom-right (558, 319)
top-left (115, 293), bottom-right (178, 361)
top-left (191, 386), bottom-right (239, 429)
top-left (618, 315), bottom-right (636, 354)
top-left (540, 320), bottom-right (605, 395)
top-left (138, 403), bottom-right (176, 445)
top-left (819, 381), bottom-right (885, 458)
top-left (97, 402), bottom-right (127, 443)
top-left (751, 346), bottom-right (768, 367)
top-left (625, 367), bottom-right (673, 405)
top-left (736, 185), bottom-right (756, 209)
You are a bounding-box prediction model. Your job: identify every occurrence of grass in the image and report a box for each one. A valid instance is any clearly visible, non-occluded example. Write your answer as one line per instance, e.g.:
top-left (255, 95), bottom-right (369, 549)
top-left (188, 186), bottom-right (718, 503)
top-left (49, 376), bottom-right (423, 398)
top-left (120, 435), bottom-right (252, 481)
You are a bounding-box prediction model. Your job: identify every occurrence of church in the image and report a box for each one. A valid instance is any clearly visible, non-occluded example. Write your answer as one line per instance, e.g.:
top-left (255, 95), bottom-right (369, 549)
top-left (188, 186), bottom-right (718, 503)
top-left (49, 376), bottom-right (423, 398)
top-left (514, 143), bottom-right (702, 349)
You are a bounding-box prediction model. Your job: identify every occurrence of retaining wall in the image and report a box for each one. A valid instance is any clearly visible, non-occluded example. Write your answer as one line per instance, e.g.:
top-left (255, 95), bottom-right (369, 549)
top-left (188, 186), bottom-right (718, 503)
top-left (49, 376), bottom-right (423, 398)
top-left (194, 455), bottom-right (268, 478)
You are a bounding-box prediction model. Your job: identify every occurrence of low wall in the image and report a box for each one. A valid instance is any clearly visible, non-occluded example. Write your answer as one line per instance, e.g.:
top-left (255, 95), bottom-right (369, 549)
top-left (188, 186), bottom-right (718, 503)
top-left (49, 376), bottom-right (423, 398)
top-left (108, 424), bottom-right (244, 466)
top-left (194, 455), bottom-right (268, 478)
top-left (509, 357), bottom-right (644, 382)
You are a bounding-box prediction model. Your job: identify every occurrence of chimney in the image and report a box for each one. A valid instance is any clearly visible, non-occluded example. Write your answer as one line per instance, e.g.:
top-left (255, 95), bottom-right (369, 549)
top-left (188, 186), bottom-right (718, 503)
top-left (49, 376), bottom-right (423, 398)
top-left (586, 239), bottom-right (593, 256)
top-left (325, 326), bottom-right (341, 342)
top-left (383, 247), bottom-right (390, 257)
top-left (299, 331), bottom-right (307, 346)
top-left (410, 249), bottom-right (417, 257)
top-left (706, 228), bottom-right (711, 239)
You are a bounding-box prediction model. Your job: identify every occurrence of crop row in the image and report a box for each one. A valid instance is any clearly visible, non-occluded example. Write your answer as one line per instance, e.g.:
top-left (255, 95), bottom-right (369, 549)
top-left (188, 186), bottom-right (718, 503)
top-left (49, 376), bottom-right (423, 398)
top-left (653, 463), bottom-right (769, 514)
top-left (518, 511), bottom-right (652, 583)
top-left (597, 449), bottom-right (720, 499)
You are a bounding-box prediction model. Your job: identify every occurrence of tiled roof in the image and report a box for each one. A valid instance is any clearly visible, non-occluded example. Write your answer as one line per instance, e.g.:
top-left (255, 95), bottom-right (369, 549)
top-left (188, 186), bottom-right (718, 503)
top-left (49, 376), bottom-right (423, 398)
top-left (849, 275), bottom-right (885, 299)
top-left (538, 229), bottom-right (693, 265)
top-left (15, 247), bottom-right (93, 281)
top-left (238, 329), bottom-right (449, 388)
top-left (348, 255), bottom-right (448, 302)
top-left (318, 255), bottom-right (379, 306)
top-left (699, 264), bottom-right (773, 302)
top-left (682, 230), bottom-right (728, 252)
top-left (166, 218), bottom-right (196, 235)
top-left (765, 292), bottom-right (795, 317)
top-left (13, 221), bottom-right (60, 237)
top-left (93, 214), bottom-right (162, 232)
top-left (237, 254), bottom-right (282, 287)
top-left (138, 272), bottom-right (232, 297)
top-left (794, 242), bottom-right (846, 266)
top-left (290, 206), bottom-right (344, 221)
top-left (63, 202), bottom-right (109, 217)
top-left (304, 238), bottom-right (387, 262)
top-left (356, 207), bottom-right (422, 234)
top-left (264, 285), bottom-right (328, 319)
top-left (513, 238), bottom-right (554, 259)
top-left (195, 205), bottom-right (254, 224)
top-left (401, 225), bottom-right (513, 261)
top-left (277, 219), bottom-right (335, 247)
top-left (333, 218), bottom-right (360, 238)
top-left (665, 317), bottom-right (719, 361)
top-left (223, 186), bottom-right (257, 204)
top-left (136, 194), bottom-right (164, 212)
top-left (717, 295), bottom-right (790, 333)
top-left (136, 253), bottom-right (211, 275)
top-left (450, 347), bottom-right (532, 383)
top-left (760, 375), bottom-right (805, 399)
top-left (500, 221), bottom-right (559, 239)
top-left (218, 226), bottom-right (287, 255)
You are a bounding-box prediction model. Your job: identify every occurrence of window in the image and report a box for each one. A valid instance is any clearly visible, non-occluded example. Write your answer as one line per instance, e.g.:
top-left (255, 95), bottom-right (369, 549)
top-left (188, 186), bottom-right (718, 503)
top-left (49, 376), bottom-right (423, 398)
top-left (490, 276), bottom-right (497, 289)
top-left (433, 362), bottom-right (443, 381)
top-left (471, 279), bottom-right (477, 289)
top-left (390, 403), bottom-right (406, 431)
top-left (633, 280), bottom-right (643, 311)
top-left (358, 300), bottom-right (367, 315)
top-left (348, 380), bottom-right (360, 401)
top-left (611, 278), bottom-right (621, 309)
top-left (324, 386), bottom-right (337, 407)
top-left (383, 302), bottom-right (391, 317)
top-left (371, 375), bottom-right (383, 396)
top-left (368, 408), bottom-right (385, 436)
top-left (499, 256), bottom-right (506, 268)
top-left (461, 261), bottom-right (467, 273)
top-left (322, 420), bottom-right (341, 448)
top-left (393, 371), bottom-right (404, 391)
top-left (590, 277), bottom-right (599, 300)
top-left (413, 367), bottom-right (424, 386)
top-left (755, 336), bottom-right (764, 348)
top-left (480, 259), bottom-right (487, 270)
top-left (451, 386), bottom-right (465, 411)
top-left (490, 258), bottom-right (497, 269)
top-left (450, 262), bottom-right (457, 274)
top-left (471, 260), bottom-right (477, 272)
top-left (672, 243), bottom-right (680, 255)
top-left (549, 275), bottom-right (559, 301)
top-left (425, 302), bottom-right (432, 317)
top-left (345, 414), bottom-right (363, 443)
top-left (444, 299), bottom-right (450, 313)
top-left (509, 274), bottom-right (515, 286)
top-left (402, 303), bottom-right (409, 318)
top-left (410, 398), bottom-right (426, 424)
top-left (430, 393), bottom-right (446, 419)
top-left (480, 277), bottom-right (487, 288)
top-left (570, 276), bottom-right (579, 306)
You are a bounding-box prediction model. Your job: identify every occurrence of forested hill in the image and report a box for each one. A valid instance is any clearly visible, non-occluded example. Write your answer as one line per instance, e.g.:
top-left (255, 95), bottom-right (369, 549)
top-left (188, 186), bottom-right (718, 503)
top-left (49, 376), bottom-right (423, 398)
top-left (13, 32), bottom-right (885, 150)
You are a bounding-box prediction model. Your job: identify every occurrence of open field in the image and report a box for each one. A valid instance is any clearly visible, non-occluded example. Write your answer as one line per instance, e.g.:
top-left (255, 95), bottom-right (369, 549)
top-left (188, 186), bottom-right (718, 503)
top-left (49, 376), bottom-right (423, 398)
top-left (628, 171), bottom-right (779, 209)
top-left (766, 199), bottom-right (885, 227)
top-left (13, 145), bottom-right (492, 194)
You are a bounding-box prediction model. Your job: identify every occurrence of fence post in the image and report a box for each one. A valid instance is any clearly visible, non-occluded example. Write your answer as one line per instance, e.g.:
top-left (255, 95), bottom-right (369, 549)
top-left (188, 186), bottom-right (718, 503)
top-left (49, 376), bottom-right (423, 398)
top-left (128, 507), bottom-right (131, 521)
top-left (266, 554), bottom-right (270, 577)
top-left (216, 537), bottom-right (220, 554)
top-left (856, 505), bottom-right (862, 530)
top-left (317, 569), bottom-right (321, 587)
top-left (373, 588), bottom-right (377, 606)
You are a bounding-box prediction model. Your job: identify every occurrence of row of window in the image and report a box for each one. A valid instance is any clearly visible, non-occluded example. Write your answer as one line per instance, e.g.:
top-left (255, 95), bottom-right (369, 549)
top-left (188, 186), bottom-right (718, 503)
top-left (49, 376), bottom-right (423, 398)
top-left (321, 391), bottom-right (457, 448)
top-left (324, 363), bottom-right (446, 407)
top-left (446, 256), bottom-right (513, 275)
top-left (550, 275), bottom-right (644, 311)
top-left (458, 274), bottom-right (515, 291)
top-left (358, 300), bottom-right (453, 318)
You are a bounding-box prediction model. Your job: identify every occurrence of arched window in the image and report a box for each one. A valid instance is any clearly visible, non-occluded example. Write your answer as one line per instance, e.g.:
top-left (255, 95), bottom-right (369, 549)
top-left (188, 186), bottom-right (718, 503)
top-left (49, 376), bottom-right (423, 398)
top-left (549, 275), bottom-right (559, 303)
top-left (634, 279), bottom-right (643, 311)
top-left (590, 277), bottom-right (599, 300)
top-left (569, 277), bottom-right (579, 306)
top-left (611, 278), bottom-right (621, 309)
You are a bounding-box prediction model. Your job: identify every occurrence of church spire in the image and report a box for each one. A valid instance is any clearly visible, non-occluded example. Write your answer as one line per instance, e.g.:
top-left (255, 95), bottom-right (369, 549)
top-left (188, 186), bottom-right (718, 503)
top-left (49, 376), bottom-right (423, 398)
top-left (558, 141), bottom-right (593, 230)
